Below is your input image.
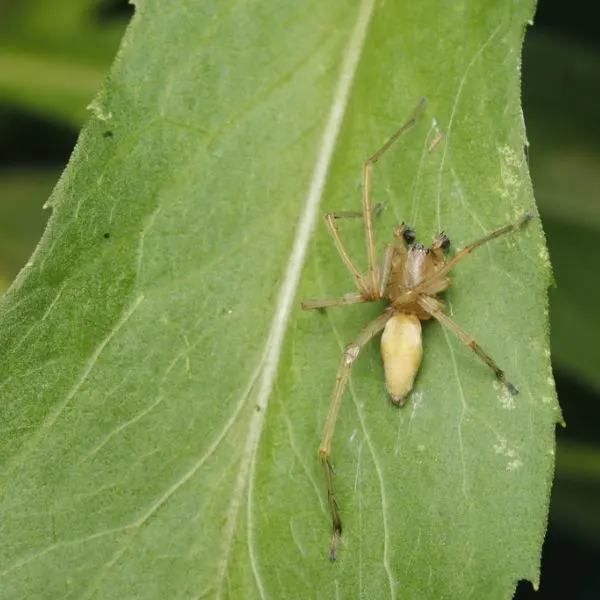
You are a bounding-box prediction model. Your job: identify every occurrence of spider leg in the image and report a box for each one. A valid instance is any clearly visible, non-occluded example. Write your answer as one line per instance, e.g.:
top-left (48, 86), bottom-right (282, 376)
top-left (322, 204), bottom-right (385, 297)
top-left (378, 244), bottom-right (395, 298)
top-left (301, 292), bottom-right (368, 310)
top-left (417, 295), bottom-right (518, 394)
top-left (435, 212), bottom-right (532, 277)
top-left (319, 310), bottom-right (393, 560)
top-left (324, 213), bottom-right (368, 294)
top-left (327, 203), bottom-right (385, 220)
top-left (362, 97), bottom-right (427, 295)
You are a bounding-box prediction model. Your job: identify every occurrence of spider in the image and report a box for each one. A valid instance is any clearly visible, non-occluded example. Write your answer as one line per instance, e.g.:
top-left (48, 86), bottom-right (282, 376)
top-left (300, 98), bottom-right (533, 561)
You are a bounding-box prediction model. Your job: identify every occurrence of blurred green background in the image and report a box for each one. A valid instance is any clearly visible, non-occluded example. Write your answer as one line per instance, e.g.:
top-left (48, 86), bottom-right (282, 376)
top-left (0, 0), bottom-right (598, 597)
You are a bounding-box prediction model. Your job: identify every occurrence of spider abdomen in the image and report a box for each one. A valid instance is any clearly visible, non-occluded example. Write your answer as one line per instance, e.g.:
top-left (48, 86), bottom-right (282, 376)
top-left (380, 312), bottom-right (423, 406)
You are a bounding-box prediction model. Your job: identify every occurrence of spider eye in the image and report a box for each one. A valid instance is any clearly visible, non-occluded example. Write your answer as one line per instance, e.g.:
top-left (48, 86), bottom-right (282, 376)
top-left (402, 226), bottom-right (416, 245)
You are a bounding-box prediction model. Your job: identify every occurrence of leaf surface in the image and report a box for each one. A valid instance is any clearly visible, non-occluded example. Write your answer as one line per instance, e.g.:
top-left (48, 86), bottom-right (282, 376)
top-left (0, 1), bottom-right (561, 598)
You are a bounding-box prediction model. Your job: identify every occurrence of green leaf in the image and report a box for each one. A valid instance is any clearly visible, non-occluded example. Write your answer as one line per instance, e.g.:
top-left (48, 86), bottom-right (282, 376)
top-left (0, 1), bottom-right (561, 598)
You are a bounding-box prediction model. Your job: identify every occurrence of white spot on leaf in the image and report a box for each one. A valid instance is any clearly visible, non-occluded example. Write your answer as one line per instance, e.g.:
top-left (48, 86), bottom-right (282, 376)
top-left (498, 388), bottom-right (516, 410)
top-left (494, 437), bottom-right (522, 471)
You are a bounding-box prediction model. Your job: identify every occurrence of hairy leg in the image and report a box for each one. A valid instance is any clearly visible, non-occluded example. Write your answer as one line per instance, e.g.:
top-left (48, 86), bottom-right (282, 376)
top-left (418, 295), bottom-right (518, 394)
top-left (319, 310), bottom-right (393, 560)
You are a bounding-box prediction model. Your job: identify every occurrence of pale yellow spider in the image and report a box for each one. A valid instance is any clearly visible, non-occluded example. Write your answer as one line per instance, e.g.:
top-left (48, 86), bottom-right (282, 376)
top-left (301, 99), bottom-right (532, 560)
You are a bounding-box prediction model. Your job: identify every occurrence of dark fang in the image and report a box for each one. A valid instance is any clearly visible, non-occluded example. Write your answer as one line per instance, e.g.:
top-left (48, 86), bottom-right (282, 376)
top-left (402, 224), bottom-right (416, 245)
